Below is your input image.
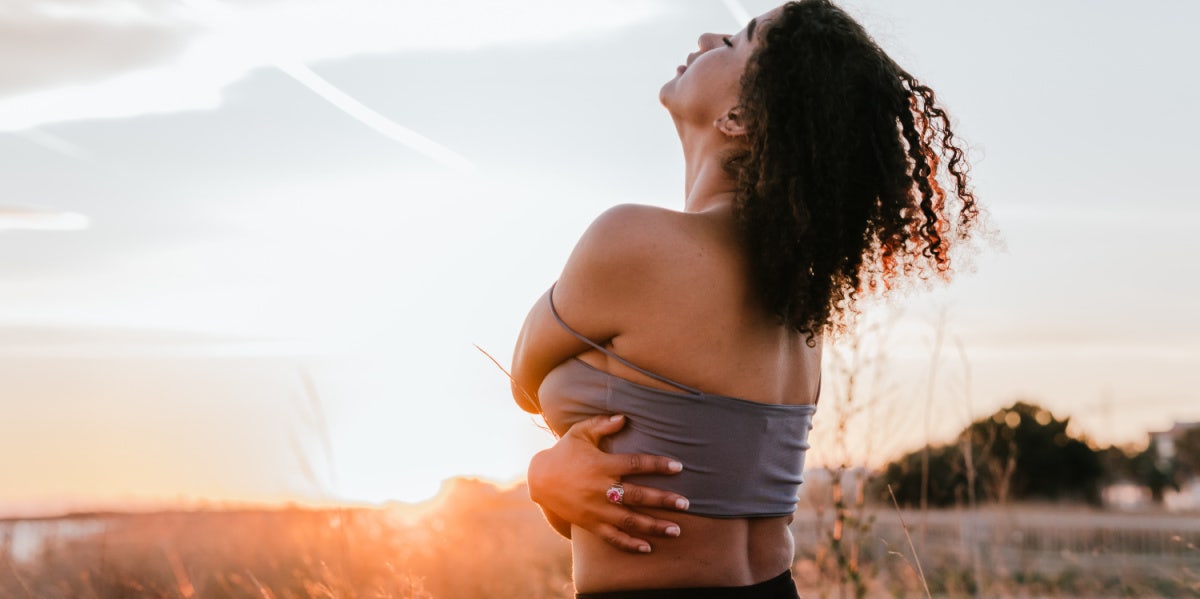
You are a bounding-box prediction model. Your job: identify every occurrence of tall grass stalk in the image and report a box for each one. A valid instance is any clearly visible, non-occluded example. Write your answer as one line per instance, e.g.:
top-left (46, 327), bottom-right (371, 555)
top-left (4, 558), bottom-right (33, 599)
top-left (294, 366), bottom-right (351, 591)
top-left (953, 337), bottom-right (984, 598)
top-left (919, 308), bottom-right (947, 549)
top-left (888, 485), bottom-right (932, 599)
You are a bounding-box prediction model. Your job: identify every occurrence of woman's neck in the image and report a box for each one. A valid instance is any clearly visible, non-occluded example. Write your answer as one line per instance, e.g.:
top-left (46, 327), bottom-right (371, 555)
top-left (678, 123), bottom-right (739, 213)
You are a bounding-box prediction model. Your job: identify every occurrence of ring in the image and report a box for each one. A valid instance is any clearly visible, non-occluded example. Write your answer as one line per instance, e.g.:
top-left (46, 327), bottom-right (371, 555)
top-left (606, 482), bottom-right (625, 504)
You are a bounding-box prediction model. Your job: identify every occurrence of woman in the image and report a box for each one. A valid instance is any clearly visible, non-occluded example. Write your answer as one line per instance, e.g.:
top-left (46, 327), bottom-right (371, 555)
top-left (511, 1), bottom-right (981, 596)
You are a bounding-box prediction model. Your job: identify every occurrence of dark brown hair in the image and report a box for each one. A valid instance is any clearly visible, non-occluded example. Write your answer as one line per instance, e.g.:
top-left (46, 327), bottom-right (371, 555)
top-left (732, 0), bottom-right (982, 342)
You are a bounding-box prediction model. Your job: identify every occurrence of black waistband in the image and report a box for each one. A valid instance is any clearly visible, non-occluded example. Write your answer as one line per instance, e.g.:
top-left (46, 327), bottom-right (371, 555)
top-left (575, 570), bottom-right (798, 599)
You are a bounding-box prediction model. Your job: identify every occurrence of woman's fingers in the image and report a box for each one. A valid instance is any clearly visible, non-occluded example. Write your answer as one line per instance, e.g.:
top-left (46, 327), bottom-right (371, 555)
top-left (606, 452), bottom-right (684, 478)
top-left (602, 503), bottom-right (681, 541)
top-left (537, 413), bottom-right (689, 550)
top-left (617, 482), bottom-right (690, 512)
top-left (594, 522), bottom-right (653, 554)
top-left (565, 413), bottom-right (628, 445)
top-left (563, 415), bottom-right (685, 479)
top-left (566, 415), bottom-right (690, 511)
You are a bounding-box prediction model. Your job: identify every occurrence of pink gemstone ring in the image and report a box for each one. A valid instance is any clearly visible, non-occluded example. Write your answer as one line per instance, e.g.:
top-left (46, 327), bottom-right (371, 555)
top-left (606, 482), bottom-right (625, 504)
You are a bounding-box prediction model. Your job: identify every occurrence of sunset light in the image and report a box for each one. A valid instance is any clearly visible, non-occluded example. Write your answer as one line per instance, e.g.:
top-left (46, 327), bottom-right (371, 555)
top-left (2, 1), bottom-right (1199, 596)
top-left (2, 0), bottom-right (1197, 510)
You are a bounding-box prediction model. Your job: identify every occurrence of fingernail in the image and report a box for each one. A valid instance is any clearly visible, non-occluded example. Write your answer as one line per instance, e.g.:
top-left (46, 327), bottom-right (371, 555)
top-left (675, 498), bottom-right (689, 510)
top-left (668, 461), bottom-right (683, 472)
top-left (639, 545), bottom-right (652, 553)
top-left (665, 526), bottom-right (680, 537)
top-left (610, 414), bottom-right (623, 422)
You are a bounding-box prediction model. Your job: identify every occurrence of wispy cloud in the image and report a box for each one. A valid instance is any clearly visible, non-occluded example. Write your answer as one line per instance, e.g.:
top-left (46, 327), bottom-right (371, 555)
top-left (0, 328), bottom-right (322, 358)
top-left (992, 203), bottom-right (1200, 229)
top-left (16, 129), bottom-right (90, 159)
top-left (275, 61), bottom-right (475, 172)
top-left (0, 0), bottom-right (667, 130)
top-left (0, 1), bottom-right (193, 96)
top-left (0, 205), bottom-right (89, 231)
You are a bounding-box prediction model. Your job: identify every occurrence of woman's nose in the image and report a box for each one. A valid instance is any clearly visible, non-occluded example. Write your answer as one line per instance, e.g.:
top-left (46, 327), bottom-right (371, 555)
top-left (697, 32), bottom-right (723, 51)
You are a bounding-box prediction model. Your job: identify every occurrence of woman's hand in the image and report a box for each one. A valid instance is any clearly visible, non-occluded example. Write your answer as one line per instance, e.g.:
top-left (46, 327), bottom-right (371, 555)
top-left (527, 414), bottom-right (690, 554)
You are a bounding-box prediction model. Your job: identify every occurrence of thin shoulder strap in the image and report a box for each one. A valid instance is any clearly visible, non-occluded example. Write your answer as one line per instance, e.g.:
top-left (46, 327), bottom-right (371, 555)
top-left (547, 283), bottom-right (701, 395)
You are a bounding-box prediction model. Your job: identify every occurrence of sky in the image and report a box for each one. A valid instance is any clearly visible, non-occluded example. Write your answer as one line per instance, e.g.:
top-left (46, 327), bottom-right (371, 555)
top-left (2, 0), bottom-right (1198, 516)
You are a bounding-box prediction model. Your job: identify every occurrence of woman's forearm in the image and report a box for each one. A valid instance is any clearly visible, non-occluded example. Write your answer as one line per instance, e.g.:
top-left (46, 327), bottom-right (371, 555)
top-left (540, 506), bottom-right (573, 539)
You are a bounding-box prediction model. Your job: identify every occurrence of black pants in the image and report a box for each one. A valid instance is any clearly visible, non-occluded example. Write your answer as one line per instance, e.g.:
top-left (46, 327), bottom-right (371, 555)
top-left (575, 571), bottom-right (800, 599)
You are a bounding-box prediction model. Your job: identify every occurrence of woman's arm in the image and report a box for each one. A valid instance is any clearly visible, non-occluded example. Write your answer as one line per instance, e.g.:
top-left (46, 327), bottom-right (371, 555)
top-left (528, 414), bottom-right (692, 553)
top-left (510, 204), bottom-right (675, 413)
top-left (511, 205), bottom-right (695, 550)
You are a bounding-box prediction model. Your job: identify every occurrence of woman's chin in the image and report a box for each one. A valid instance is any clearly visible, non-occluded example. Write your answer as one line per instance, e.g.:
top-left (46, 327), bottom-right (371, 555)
top-left (658, 83), bottom-right (672, 108)
top-left (658, 78), bottom-right (681, 109)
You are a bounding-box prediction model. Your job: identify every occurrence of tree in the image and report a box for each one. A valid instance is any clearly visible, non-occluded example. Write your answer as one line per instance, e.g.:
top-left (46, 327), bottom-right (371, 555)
top-left (878, 444), bottom-right (965, 507)
top-left (1094, 444), bottom-right (1138, 486)
top-left (1131, 445), bottom-right (1177, 504)
top-left (1175, 426), bottom-right (1200, 480)
top-left (876, 401), bottom-right (1103, 506)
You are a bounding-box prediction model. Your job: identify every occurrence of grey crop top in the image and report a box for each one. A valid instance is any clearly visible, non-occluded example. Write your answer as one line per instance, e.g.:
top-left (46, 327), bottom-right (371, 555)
top-left (537, 285), bottom-right (818, 518)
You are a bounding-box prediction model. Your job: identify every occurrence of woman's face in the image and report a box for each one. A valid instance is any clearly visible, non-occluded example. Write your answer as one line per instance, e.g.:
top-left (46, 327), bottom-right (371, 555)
top-left (659, 7), bottom-right (781, 125)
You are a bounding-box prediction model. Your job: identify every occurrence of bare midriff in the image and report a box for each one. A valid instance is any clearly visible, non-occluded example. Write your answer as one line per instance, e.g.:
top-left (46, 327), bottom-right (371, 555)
top-left (571, 508), bottom-right (794, 592)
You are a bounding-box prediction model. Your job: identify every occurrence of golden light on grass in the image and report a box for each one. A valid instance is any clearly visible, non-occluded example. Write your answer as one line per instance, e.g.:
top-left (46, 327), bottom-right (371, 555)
top-left (4, 483), bottom-right (1197, 598)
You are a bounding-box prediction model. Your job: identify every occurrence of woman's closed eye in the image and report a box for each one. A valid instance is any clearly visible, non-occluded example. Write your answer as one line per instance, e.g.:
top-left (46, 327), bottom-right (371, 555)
top-left (722, 36), bottom-right (733, 47)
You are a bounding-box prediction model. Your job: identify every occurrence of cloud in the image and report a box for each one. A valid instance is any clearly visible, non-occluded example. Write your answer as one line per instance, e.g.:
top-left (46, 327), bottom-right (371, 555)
top-left (14, 129), bottom-right (90, 158)
top-left (0, 205), bottom-right (90, 231)
top-left (0, 324), bottom-right (311, 357)
top-left (0, 0), bottom-right (668, 130)
top-left (276, 61), bottom-right (476, 172)
top-left (992, 203), bottom-right (1200, 229)
top-left (0, 1), bottom-right (195, 96)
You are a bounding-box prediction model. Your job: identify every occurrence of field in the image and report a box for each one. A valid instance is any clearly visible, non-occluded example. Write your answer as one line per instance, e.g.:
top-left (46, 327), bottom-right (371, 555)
top-left (2, 479), bottom-right (1197, 599)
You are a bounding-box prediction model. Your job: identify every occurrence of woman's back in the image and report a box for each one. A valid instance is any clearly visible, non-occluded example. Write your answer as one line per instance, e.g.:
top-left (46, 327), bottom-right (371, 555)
top-left (515, 1), bottom-right (983, 593)
top-left (536, 203), bottom-right (821, 591)
top-left (560, 203), bottom-right (821, 406)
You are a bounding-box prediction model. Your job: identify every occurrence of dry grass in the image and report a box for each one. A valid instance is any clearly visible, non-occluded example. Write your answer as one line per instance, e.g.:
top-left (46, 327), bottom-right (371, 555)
top-left (0, 480), bottom-right (572, 599)
top-left (789, 500), bottom-right (1200, 598)
top-left (4, 482), bottom-right (1198, 599)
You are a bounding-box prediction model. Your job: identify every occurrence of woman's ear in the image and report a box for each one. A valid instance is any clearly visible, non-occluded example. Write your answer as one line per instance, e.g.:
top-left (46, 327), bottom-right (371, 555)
top-left (713, 109), bottom-right (748, 137)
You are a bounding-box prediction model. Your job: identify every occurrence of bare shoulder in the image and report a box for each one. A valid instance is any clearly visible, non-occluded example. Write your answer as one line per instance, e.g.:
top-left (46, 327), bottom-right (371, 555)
top-left (558, 204), bottom-right (679, 306)
top-left (571, 203), bottom-right (721, 273)
top-left (554, 203), bottom-right (726, 327)
top-left (577, 204), bottom-right (685, 252)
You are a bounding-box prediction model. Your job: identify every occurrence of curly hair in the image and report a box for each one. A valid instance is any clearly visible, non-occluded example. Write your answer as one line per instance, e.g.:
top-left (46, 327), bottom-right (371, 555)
top-left (731, 0), bottom-right (981, 343)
